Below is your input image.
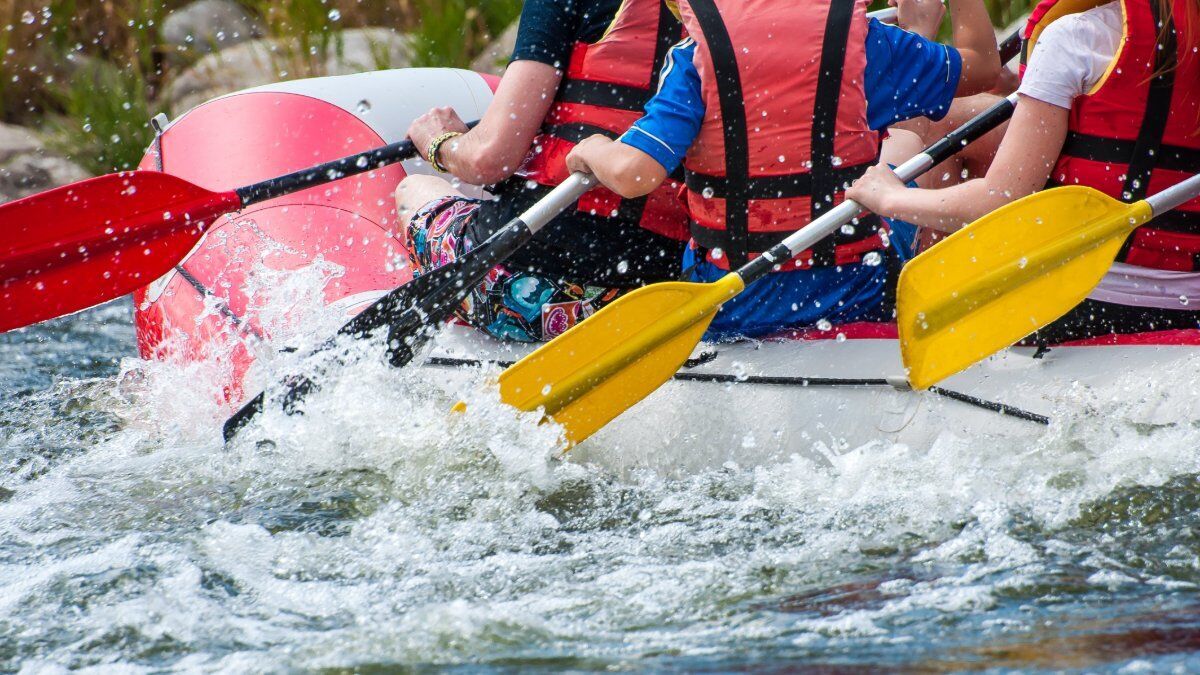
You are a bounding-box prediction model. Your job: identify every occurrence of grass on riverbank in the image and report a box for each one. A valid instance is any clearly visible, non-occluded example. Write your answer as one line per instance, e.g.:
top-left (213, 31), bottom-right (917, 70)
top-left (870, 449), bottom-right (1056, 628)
top-left (5, 0), bottom-right (1029, 175)
top-left (1, 0), bottom-right (519, 173)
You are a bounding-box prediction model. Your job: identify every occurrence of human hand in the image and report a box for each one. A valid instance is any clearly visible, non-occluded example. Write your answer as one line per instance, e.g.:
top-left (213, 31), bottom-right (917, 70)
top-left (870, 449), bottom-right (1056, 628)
top-left (846, 164), bottom-right (908, 217)
top-left (565, 135), bottom-right (615, 176)
top-left (408, 107), bottom-right (470, 162)
top-left (892, 0), bottom-right (945, 39)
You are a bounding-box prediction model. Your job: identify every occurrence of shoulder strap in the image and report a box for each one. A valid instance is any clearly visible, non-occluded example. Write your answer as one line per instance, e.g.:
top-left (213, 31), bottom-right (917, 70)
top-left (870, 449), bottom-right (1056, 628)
top-left (808, 0), bottom-right (857, 267)
top-left (687, 0), bottom-right (751, 268)
top-left (1121, 0), bottom-right (1176, 203)
top-left (1116, 0), bottom-right (1177, 260)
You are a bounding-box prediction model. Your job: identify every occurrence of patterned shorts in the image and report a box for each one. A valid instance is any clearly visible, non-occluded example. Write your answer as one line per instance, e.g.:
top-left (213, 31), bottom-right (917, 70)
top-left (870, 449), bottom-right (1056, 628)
top-left (405, 196), bottom-right (624, 343)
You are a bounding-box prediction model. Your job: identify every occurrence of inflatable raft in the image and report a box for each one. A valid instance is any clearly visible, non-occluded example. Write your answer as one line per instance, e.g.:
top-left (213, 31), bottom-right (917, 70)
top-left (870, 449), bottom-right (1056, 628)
top-left (135, 68), bottom-right (1200, 472)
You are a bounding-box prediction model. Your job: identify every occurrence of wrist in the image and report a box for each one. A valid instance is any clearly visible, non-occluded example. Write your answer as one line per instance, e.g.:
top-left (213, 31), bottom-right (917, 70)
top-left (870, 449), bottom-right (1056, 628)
top-left (427, 131), bottom-right (462, 173)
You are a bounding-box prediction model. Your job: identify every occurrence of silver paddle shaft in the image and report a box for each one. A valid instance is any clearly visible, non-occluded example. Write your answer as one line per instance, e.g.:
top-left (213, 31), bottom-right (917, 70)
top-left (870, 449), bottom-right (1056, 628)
top-left (766, 152), bottom-right (934, 264)
top-left (764, 92), bottom-right (1020, 266)
top-left (523, 172), bottom-right (595, 234)
top-left (1146, 172), bottom-right (1200, 217)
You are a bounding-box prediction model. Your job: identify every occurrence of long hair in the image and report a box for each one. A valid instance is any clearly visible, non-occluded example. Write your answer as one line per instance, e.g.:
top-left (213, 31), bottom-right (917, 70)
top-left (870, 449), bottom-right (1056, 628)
top-left (1153, 0), bottom-right (1200, 76)
top-left (1153, 0), bottom-right (1200, 132)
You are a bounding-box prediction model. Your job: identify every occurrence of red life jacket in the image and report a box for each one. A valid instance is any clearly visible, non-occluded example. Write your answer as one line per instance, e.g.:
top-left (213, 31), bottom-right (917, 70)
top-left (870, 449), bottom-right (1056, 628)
top-left (519, 0), bottom-right (690, 242)
top-left (1024, 0), bottom-right (1200, 271)
top-left (678, 0), bottom-right (884, 270)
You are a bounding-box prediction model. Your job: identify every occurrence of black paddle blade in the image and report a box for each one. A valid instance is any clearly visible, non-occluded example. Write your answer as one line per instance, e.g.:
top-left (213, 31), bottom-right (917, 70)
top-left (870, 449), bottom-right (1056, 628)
top-left (221, 224), bottom-right (530, 443)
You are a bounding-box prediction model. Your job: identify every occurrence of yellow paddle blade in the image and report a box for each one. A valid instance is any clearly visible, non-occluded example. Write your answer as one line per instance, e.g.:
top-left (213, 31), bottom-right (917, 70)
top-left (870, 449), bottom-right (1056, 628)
top-left (899, 186), bottom-right (1155, 390)
top-left (496, 273), bottom-right (745, 446)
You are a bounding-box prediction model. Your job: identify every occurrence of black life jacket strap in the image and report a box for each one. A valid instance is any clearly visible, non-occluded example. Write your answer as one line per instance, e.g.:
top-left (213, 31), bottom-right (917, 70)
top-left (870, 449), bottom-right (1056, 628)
top-left (1058, 132), bottom-right (1200, 174)
top-left (808, 0), bottom-right (858, 267)
top-left (687, 0), bottom-right (752, 268)
top-left (555, 80), bottom-right (653, 113)
top-left (1116, 0), bottom-right (1176, 261)
top-left (685, 160), bottom-right (873, 201)
top-left (553, 2), bottom-right (683, 113)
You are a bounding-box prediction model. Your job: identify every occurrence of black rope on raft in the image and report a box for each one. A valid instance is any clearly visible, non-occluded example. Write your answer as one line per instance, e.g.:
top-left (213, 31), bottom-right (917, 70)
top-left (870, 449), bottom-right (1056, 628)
top-left (424, 356), bottom-right (1051, 426)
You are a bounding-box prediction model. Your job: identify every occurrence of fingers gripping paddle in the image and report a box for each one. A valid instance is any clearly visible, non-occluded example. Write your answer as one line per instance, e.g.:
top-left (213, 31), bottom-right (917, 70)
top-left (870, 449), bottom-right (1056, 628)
top-left (899, 172), bottom-right (1200, 390)
top-left (221, 173), bottom-right (595, 442)
top-left (486, 94), bottom-right (1021, 448)
top-left (0, 124), bottom-right (477, 333)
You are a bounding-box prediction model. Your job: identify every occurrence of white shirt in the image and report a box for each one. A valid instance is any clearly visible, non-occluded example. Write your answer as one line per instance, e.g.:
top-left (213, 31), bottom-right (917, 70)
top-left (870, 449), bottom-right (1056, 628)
top-left (1019, 1), bottom-right (1123, 110)
top-left (1018, 2), bottom-right (1200, 310)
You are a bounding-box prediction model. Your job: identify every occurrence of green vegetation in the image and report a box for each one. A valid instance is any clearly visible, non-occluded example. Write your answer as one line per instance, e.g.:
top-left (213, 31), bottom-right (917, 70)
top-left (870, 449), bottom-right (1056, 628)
top-left (3, 0), bottom-right (1028, 175)
top-left (409, 0), bottom-right (523, 68)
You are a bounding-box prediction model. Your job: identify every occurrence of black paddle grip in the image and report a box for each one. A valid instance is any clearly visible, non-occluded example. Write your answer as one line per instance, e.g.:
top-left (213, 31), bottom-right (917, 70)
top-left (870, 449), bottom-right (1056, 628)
top-left (222, 218), bottom-right (534, 444)
top-left (924, 95), bottom-right (1017, 167)
top-left (235, 121), bottom-right (480, 207)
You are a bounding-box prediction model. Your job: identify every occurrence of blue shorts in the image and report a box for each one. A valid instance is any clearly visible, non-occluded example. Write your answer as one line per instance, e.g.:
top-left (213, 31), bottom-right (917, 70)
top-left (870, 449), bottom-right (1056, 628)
top-left (684, 216), bottom-right (916, 340)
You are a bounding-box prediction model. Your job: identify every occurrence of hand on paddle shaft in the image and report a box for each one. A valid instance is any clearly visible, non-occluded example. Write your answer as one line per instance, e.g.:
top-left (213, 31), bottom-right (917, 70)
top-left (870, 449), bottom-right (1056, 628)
top-left (221, 172), bottom-right (595, 442)
top-left (484, 93), bottom-right (1022, 449)
top-left (0, 121), bottom-right (478, 334)
top-left (898, 171), bottom-right (1200, 390)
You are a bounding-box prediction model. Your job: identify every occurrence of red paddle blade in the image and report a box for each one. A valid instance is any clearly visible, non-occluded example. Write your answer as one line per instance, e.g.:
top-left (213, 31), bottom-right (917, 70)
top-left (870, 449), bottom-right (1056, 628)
top-left (0, 171), bottom-right (242, 332)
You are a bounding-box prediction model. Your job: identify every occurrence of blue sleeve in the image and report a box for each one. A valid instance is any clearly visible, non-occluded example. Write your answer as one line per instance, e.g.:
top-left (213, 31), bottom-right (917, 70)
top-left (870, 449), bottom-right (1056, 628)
top-left (618, 38), bottom-right (705, 173)
top-left (863, 18), bottom-right (963, 131)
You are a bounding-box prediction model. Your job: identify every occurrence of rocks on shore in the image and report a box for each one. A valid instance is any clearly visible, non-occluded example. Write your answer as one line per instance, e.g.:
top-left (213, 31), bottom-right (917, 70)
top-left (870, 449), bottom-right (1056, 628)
top-left (470, 22), bottom-right (519, 76)
top-left (163, 27), bottom-right (414, 113)
top-left (162, 0), bottom-right (264, 62)
top-left (0, 124), bottom-right (90, 204)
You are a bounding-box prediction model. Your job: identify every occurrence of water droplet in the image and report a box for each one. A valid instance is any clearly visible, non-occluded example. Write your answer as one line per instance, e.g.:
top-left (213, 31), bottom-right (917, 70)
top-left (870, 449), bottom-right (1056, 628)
top-left (701, 187), bottom-right (715, 199)
top-left (616, 260), bottom-right (629, 274)
top-left (327, 9), bottom-right (341, 21)
top-left (840, 224), bottom-right (856, 235)
top-left (731, 361), bottom-right (748, 381)
top-left (20, 10), bottom-right (35, 24)
top-left (355, 156), bottom-right (369, 169)
top-left (816, 319), bottom-right (833, 332)
top-left (356, 99), bottom-right (372, 114)
top-left (540, 384), bottom-right (552, 396)
top-left (1017, 257), bottom-right (1028, 269)
top-left (835, 333), bottom-right (847, 342)
top-left (862, 251), bottom-right (882, 267)
top-left (1181, 295), bottom-right (1190, 306)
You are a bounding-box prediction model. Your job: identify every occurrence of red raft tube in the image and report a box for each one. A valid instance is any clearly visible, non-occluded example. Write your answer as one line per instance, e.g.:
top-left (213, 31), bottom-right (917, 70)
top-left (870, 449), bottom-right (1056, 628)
top-left (133, 68), bottom-right (498, 401)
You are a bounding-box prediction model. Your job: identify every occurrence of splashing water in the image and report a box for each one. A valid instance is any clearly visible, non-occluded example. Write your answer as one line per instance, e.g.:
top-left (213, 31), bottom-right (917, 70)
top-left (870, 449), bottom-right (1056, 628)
top-left (5, 296), bottom-right (1200, 671)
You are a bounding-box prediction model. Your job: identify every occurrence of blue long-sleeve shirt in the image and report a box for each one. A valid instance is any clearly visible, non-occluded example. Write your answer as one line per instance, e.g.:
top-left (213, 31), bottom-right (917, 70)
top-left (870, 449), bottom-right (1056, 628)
top-left (621, 19), bottom-right (962, 172)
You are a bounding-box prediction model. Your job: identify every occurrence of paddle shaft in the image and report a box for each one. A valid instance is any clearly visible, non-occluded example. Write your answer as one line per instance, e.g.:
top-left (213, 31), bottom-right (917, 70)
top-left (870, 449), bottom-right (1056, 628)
top-left (1146, 172), bottom-right (1200, 216)
top-left (222, 172), bottom-right (593, 441)
top-left (233, 120), bottom-right (479, 207)
top-left (737, 93), bottom-right (1020, 285)
top-left (337, 172), bottom-right (593, 344)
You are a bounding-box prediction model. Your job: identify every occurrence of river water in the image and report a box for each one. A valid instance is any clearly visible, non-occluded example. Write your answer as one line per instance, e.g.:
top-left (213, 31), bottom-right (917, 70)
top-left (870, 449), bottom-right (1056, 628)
top-left (4, 300), bottom-right (1200, 672)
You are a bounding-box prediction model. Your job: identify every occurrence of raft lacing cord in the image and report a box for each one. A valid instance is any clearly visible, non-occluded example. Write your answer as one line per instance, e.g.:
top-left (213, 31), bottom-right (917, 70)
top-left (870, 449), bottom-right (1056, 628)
top-left (150, 111), bottom-right (268, 345)
top-left (424, 356), bottom-right (1051, 426)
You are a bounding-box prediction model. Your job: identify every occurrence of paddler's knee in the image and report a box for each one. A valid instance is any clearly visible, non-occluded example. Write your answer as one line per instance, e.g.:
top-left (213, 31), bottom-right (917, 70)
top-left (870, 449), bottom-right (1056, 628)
top-left (395, 174), bottom-right (463, 228)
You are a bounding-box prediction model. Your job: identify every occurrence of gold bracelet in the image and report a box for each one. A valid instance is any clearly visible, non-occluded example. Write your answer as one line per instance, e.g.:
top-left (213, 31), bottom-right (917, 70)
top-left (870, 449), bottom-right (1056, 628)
top-left (427, 131), bottom-right (462, 173)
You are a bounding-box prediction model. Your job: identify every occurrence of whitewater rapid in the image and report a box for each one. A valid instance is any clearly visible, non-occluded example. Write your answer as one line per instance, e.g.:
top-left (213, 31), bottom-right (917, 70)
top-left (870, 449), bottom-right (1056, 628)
top-left (4, 299), bottom-right (1200, 671)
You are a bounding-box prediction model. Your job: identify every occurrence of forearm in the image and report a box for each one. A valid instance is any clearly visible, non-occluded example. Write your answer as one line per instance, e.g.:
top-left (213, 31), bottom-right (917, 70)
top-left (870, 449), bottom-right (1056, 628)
top-left (438, 130), bottom-right (518, 186)
top-left (437, 60), bottom-right (560, 185)
top-left (591, 142), bottom-right (668, 198)
top-left (949, 0), bottom-right (1000, 95)
top-left (875, 178), bottom-right (1012, 232)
